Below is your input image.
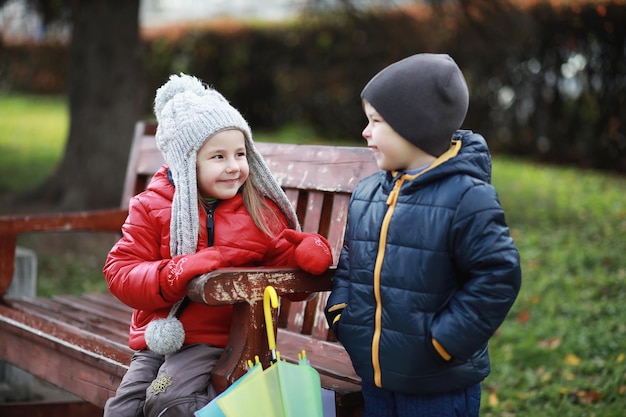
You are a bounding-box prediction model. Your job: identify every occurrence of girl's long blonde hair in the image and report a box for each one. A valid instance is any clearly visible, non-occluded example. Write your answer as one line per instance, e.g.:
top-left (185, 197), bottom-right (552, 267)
top-left (241, 179), bottom-right (289, 237)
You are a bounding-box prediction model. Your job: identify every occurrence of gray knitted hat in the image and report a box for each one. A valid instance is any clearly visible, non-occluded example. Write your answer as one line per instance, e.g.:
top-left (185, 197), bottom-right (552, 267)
top-left (361, 53), bottom-right (469, 157)
top-left (154, 73), bottom-right (300, 257)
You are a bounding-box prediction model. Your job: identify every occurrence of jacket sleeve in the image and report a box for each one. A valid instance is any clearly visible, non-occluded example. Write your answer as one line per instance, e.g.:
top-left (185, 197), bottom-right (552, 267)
top-left (324, 242), bottom-right (350, 338)
top-left (103, 195), bottom-right (172, 311)
top-left (431, 183), bottom-right (521, 361)
top-left (324, 198), bottom-right (354, 338)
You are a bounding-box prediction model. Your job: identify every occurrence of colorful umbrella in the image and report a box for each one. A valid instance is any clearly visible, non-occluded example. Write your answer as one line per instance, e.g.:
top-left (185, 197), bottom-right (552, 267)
top-left (194, 357), bottom-right (264, 417)
top-left (196, 286), bottom-right (324, 417)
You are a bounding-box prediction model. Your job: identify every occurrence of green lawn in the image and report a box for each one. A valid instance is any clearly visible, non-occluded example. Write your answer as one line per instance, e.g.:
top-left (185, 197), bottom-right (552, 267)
top-left (1, 93), bottom-right (625, 415)
top-left (0, 93), bottom-right (69, 193)
top-left (487, 159), bottom-right (626, 416)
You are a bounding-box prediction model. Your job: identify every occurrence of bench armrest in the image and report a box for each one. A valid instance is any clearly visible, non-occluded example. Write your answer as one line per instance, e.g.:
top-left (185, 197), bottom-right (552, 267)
top-left (0, 209), bottom-right (128, 298)
top-left (187, 266), bottom-right (334, 393)
top-left (187, 266), bottom-right (334, 305)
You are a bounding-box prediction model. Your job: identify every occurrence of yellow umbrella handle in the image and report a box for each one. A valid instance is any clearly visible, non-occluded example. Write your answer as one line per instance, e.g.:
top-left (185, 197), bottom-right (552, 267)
top-left (263, 286), bottom-right (279, 362)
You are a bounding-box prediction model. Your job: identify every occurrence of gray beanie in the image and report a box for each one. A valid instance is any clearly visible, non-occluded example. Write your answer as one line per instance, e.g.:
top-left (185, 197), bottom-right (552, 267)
top-left (154, 73), bottom-right (300, 257)
top-left (361, 53), bottom-right (469, 157)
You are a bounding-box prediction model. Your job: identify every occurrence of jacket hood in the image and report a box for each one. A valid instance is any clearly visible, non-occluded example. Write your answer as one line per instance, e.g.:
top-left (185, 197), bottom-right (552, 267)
top-left (446, 130), bottom-right (492, 184)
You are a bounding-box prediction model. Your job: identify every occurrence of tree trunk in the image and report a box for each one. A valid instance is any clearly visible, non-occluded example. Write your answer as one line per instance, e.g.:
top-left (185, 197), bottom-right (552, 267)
top-left (25, 0), bottom-right (144, 211)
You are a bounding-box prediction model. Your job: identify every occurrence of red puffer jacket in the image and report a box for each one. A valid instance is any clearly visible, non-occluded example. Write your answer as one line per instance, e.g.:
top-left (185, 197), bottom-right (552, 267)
top-left (104, 165), bottom-right (303, 351)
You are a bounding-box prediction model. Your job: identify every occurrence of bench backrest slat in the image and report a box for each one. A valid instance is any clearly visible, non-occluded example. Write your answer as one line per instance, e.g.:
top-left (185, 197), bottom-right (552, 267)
top-left (124, 122), bottom-right (378, 341)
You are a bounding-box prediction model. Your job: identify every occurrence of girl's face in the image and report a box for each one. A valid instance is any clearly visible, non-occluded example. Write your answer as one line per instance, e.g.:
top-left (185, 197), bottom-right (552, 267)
top-left (362, 100), bottom-right (434, 171)
top-left (196, 129), bottom-right (249, 200)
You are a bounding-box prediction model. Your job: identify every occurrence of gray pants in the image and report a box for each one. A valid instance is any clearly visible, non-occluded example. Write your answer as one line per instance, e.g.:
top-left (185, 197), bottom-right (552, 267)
top-left (104, 344), bottom-right (224, 417)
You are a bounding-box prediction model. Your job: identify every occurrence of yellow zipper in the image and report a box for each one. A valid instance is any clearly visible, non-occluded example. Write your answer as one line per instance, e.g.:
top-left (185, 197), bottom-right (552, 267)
top-left (372, 177), bottom-right (403, 387)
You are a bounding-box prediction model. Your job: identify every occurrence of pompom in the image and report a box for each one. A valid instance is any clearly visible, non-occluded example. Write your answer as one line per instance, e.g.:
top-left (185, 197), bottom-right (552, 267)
top-left (144, 317), bottom-right (185, 355)
top-left (154, 73), bottom-right (206, 118)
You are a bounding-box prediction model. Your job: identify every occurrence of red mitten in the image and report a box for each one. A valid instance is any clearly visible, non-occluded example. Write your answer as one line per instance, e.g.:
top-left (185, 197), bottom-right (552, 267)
top-left (158, 248), bottom-right (229, 301)
top-left (283, 229), bottom-right (333, 275)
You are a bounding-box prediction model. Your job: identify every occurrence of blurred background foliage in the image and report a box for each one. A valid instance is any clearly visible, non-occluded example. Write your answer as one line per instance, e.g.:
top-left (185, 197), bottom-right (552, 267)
top-left (1, 0), bottom-right (625, 172)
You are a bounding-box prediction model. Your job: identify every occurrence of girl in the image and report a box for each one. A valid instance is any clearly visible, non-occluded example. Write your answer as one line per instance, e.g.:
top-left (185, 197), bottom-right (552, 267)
top-left (103, 73), bottom-right (332, 417)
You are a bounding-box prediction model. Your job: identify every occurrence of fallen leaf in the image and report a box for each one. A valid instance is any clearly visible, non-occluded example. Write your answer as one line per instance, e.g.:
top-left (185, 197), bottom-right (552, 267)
top-left (489, 392), bottom-right (499, 407)
top-left (538, 337), bottom-right (561, 350)
top-left (564, 354), bottom-right (581, 366)
top-left (570, 389), bottom-right (602, 404)
top-left (517, 310), bottom-right (531, 324)
top-left (562, 369), bottom-right (575, 380)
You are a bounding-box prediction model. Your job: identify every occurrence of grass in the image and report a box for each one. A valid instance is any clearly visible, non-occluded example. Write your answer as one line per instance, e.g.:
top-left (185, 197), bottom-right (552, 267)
top-left (2, 94), bottom-right (626, 415)
top-left (486, 159), bottom-right (626, 416)
top-left (0, 93), bottom-right (69, 193)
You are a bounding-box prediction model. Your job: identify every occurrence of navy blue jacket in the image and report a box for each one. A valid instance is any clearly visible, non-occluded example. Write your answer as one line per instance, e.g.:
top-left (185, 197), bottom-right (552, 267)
top-left (325, 131), bottom-right (521, 394)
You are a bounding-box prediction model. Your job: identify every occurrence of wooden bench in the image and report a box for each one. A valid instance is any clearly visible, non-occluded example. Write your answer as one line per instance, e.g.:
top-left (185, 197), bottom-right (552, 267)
top-left (0, 121), bottom-right (378, 416)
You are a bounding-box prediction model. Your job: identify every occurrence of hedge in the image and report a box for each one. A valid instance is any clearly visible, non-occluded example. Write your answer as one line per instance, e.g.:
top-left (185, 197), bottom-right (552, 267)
top-left (1, 1), bottom-right (624, 172)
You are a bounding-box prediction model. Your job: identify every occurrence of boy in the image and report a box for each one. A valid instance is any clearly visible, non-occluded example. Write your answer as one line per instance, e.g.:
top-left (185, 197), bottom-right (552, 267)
top-left (325, 53), bottom-right (521, 417)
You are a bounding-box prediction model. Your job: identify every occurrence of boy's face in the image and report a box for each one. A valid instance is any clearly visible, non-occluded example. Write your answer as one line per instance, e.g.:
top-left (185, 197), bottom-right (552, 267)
top-left (196, 129), bottom-right (249, 200)
top-left (362, 100), bottom-right (434, 171)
